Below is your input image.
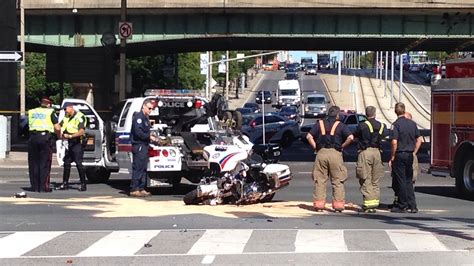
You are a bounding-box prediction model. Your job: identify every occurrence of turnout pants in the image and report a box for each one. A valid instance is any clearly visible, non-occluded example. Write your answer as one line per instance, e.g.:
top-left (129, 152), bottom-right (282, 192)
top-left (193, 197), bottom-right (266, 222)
top-left (391, 152), bottom-right (417, 209)
top-left (130, 143), bottom-right (149, 192)
top-left (28, 133), bottom-right (53, 192)
top-left (312, 148), bottom-right (348, 210)
top-left (62, 140), bottom-right (86, 185)
top-left (356, 148), bottom-right (384, 209)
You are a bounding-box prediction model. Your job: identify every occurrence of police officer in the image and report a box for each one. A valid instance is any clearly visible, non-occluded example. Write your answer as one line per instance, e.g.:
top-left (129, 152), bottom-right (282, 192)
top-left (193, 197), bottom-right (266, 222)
top-left (389, 103), bottom-right (422, 213)
top-left (130, 99), bottom-right (158, 197)
top-left (354, 106), bottom-right (389, 213)
top-left (58, 103), bottom-right (87, 191)
top-left (27, 97), bottom-right (60, 192)
top-left (306, 106), bottom-right (354, 212)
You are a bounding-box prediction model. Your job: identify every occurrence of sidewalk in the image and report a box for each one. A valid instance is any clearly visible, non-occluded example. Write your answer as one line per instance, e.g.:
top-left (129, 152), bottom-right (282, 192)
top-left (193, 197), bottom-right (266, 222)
top-left (0, 72), bottom-right (265, 167)
top-left (319, 71), bottom-right (355, 111)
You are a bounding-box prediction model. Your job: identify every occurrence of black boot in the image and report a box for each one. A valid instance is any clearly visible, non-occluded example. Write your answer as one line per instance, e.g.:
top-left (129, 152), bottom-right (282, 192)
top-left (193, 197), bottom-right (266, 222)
top-left (78, 165), bottom-right (87, 192)
top-left (57, 167), bottom-right (70, 190)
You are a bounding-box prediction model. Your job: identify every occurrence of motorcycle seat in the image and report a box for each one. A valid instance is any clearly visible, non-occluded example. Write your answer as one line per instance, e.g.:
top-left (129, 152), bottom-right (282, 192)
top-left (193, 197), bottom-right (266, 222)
top-left (181, 132), bottom-right (204, 155)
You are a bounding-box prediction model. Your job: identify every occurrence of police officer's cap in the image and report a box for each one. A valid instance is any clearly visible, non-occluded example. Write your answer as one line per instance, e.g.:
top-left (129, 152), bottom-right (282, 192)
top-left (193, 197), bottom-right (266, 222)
top-left (63, 102), bottom-right (74, 109)
top-left (41, 96), bottom-right (52, 104)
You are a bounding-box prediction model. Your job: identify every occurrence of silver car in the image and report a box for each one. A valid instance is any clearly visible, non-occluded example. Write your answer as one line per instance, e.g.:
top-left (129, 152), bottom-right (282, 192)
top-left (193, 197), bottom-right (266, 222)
top-left (303, 94), bottom-right (329, 118)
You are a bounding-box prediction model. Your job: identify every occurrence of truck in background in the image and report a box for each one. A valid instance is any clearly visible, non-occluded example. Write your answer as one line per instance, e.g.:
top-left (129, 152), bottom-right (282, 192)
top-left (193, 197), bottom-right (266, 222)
top-left (317, 53), bottom-right (331, 70)
top-left (430, 57), bottom-right (474, 198)
top-left (300, 57), bottom-right (314, 70)
top-left (276, 80), bottom-right (301, 108)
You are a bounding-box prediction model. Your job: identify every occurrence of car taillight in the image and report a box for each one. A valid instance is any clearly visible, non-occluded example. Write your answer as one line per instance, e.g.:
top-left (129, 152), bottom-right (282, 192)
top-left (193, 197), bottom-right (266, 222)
top-left (162, 149), bottom-right (169, 157)
top-left (194, 100), bottom-right (203, 109)
top-left (251, 121), bottom-right (256, 128)
top-left (148, 148), bottom-right (160, 157)
top-left (433, 66), bottom-right (439, 75)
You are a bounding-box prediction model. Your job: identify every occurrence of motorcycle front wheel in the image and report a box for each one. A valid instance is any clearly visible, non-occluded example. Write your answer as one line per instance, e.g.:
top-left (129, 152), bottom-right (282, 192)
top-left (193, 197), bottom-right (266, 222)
top-left (183, 189), bottom-right (205, 205)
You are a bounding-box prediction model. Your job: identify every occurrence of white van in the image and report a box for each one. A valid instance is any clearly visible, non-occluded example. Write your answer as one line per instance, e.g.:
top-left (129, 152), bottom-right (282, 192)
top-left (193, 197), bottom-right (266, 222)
top-left (276, 80), bottom-right (301, 107)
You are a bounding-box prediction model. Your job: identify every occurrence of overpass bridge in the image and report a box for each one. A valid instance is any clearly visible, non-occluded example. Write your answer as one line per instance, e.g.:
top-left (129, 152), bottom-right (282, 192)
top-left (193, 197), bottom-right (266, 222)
top-left (21, 0), bottom-right (474, 53)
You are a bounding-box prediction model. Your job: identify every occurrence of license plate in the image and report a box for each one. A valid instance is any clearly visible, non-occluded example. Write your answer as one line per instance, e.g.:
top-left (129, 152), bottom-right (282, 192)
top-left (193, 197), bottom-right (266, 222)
top-left (274, 151), bottom-right (280, 156)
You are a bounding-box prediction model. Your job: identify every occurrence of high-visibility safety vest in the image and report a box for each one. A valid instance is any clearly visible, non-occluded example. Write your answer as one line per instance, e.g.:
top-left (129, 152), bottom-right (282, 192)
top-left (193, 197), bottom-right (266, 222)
top-left (28, 107), bottom-right (55, 133)
top-left (61, 111), bottom-right (87, 134)
top-left (363, 120), bottom-right (384, 146)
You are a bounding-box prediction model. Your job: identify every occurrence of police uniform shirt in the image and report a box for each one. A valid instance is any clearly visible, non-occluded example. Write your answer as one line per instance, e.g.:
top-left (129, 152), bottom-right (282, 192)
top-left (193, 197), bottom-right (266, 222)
top-left (29, 108), bottom-right (58, 132)
top-left (131, 111), bottom-right (150, 145)
top-left (60, 112), bottom-right (85, 134)
top-left (390, 116), bottom-right (420, 152)
top-left (309, 117), bottom-right (352, 151)
top-left (354, 118), bottom-right (388, 150)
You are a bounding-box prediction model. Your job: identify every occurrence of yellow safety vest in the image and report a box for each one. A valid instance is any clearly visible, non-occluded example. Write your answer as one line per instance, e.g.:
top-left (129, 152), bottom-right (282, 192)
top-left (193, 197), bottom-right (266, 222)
top-left (28, 107), bottom-right (54, 133)
top-left (61, 111), bottom-right (87, 134)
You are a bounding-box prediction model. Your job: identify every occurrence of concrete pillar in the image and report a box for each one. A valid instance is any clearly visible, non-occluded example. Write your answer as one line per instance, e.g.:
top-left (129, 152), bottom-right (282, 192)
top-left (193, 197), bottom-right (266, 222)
top-left (0, 0), bottom-right (19, 142)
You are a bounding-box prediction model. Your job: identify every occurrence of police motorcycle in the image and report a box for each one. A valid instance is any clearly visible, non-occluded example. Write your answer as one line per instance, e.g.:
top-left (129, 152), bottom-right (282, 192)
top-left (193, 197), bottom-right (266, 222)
top-left (183, 94), bottom-right (292, 205)
top-left (183, 146), bottom-right (292, 205)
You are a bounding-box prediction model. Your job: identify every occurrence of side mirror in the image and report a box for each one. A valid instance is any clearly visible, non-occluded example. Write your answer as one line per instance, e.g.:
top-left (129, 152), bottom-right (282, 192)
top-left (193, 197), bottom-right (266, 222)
top-left (327, 100), bottom-right (331, 104)
top-left (111, 115), bottom-right (119, 123)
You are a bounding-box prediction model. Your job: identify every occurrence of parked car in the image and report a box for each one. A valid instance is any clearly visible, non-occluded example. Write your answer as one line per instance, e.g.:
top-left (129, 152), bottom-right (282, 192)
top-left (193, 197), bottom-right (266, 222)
top-left (236, 107), bottom-right (253, 115)
top-left (255, 90), bottom-right (272, 104)
top-left (409, 64), bottom-right (421, 73)
top-left (243, 102), bottom-right (261, 113)
top-left (279, 106), bottom-right (302, 124)
top-left (242, 113), bottom-right (300, 148)
top-left (278, 62), bottom-right (286, 70)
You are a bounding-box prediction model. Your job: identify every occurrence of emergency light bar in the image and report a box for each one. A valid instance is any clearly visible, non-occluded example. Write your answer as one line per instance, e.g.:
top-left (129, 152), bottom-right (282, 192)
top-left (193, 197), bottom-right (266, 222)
top-left (144, 89), bottom-right (200, 97)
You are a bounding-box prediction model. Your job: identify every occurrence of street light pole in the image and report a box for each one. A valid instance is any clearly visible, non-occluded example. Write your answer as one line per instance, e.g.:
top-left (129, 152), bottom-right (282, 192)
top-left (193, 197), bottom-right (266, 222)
top-left (19, 0), bottom-right (25, 115)
top-left (390, 51), bottom-right (394, 107)
top-left (399, 53), bottom-right (403, 102)
top-left (384, 51), bottom-right (388, 97)
top-left (119, 0), bottom-right (127, 101)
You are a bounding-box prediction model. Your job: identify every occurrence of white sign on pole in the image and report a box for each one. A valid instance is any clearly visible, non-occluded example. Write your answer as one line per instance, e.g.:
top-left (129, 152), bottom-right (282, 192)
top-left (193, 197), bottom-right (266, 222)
top-left (0, 51), bottom-right (23, 62)
top-left (200, 53), bottom-right (209, 75)
top-left (237, 53), bottom-right (245, 62)
top-left (218, 63), bottom-right (227, 73)
top-left (118, 22), bottom-right (133, 39)
top-left (210, 78), bottom-right (217, 88)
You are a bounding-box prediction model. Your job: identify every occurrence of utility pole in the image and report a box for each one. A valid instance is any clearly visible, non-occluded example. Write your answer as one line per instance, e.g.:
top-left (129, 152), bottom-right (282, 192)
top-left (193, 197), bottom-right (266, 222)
top-left (225, 50), bottom-right (229, 101)
top-left (384, 51), bottom-right (388, 97)
top-left (19, 0), bottom-right (25, 115)
top-left (119, 0), bottom-right (127, 101)
top-left (375, 51), bottom-right (379, 79)
top-left (390, 51), bottom-right (394, 107)
top-left (399, 53), bottom-right (403, 102)
top-left (338, 51), bottom-right (342, 92)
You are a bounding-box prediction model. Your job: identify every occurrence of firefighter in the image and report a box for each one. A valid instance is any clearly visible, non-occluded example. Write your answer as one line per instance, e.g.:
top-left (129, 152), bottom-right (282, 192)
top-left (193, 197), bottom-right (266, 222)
top-left (390, 111), bottom-right (419, 208)
top-left (389, 103), bottom-right (422, 213)
top-left (354, 106), bottom-right (389, 213)
top-left (27, 97), bottom-right (60, 192)
top-left (306, 106), bottom-right (354, 212)
top-left (129, 99), bottom-right (158, 197)
top-left (57, 103), bottom-right (88, 191)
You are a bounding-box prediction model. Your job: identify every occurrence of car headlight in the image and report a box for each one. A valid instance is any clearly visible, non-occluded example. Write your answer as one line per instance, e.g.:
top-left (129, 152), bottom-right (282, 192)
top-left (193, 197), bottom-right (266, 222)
top-left (322, 108), bottom-right (327, 112)
top-left (290, 114), bottom-right (296, 118)
top-left (305, 106), bottom-right (309, 111)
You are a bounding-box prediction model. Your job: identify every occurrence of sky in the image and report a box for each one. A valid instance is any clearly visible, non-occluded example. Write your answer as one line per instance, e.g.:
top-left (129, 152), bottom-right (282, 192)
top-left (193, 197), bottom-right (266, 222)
top-left (289, 51), bottom-right (339, 62)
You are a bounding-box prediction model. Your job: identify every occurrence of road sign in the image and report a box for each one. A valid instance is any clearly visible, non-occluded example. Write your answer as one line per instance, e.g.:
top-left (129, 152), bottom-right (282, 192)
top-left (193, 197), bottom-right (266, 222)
top-left (200, 53), bottom-right (208, 75)
top-left (118, 22), bottom-right (133, 39)
top-left (237, 53), bottom-right (245, 62)
top-left (163, 54), bottom-right (176, 78)
top-left (0, 51), bottom-right (23, 62)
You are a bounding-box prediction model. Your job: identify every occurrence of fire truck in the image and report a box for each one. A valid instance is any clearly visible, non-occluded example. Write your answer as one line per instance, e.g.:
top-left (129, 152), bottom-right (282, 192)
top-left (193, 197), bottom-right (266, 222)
top-left (430, 57), bottom-right (474, 198)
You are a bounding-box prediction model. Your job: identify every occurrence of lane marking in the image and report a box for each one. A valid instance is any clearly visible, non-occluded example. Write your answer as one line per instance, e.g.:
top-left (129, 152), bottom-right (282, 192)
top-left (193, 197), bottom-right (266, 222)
top-left (0, 231), bottom-right (65, 258)
top-left (201, 255), bottom-right (216, 264)
top-left (188, 229), bottom-right (253, 255)
top-left (295, 230), bottom-right (348, 253)
top-left (77, 230), bottom-right (160, 257)
top-left (386, 230), bottom-right (448, 252)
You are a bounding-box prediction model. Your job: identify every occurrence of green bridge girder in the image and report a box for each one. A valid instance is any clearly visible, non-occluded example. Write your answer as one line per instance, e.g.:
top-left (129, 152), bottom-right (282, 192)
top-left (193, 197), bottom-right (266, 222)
top-left (23, 13), bottom-right (474, 51)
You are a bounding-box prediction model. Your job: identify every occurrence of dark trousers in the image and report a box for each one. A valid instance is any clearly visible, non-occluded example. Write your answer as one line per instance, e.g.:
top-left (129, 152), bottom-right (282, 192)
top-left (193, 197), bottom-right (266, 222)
top-left (130, 143), bottom-right (148, 192)
top-left (28, 133), bottom-right (53, 192)
top-left (62, 140), bottom-right (86, 184)
top-left (392, 152), bottom-right (417, 209)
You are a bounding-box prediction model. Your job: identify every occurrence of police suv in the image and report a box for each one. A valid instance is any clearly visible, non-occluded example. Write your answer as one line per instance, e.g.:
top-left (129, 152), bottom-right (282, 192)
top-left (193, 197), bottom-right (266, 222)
top-left (59, 90), bottom-right (252, 187)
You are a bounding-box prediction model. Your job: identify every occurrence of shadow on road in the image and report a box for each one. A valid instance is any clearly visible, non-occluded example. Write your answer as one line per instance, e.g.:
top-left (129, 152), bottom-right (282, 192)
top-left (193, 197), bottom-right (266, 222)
top-left (415, 186), bottom-right (474, 202)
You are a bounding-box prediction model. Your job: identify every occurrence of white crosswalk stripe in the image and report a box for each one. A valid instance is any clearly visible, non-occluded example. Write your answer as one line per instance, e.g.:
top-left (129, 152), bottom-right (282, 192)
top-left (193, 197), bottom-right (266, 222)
top-left (77, 230), bottom-right (160, 257)
top-left (0, 229), bottom-right (470, 258)
top-left (188, 229), bottom-right (253, 255)
top-left (0, 231), bottom-right (65, 258)
top-left (295, 230), bottom-right (348, 253)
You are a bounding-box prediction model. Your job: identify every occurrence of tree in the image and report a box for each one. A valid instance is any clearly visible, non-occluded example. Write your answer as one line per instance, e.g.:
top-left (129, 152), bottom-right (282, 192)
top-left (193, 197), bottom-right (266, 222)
top-left (24, 53), bottom-right (72, 109)
top-left (177, 53), bottom-right (205, 89)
